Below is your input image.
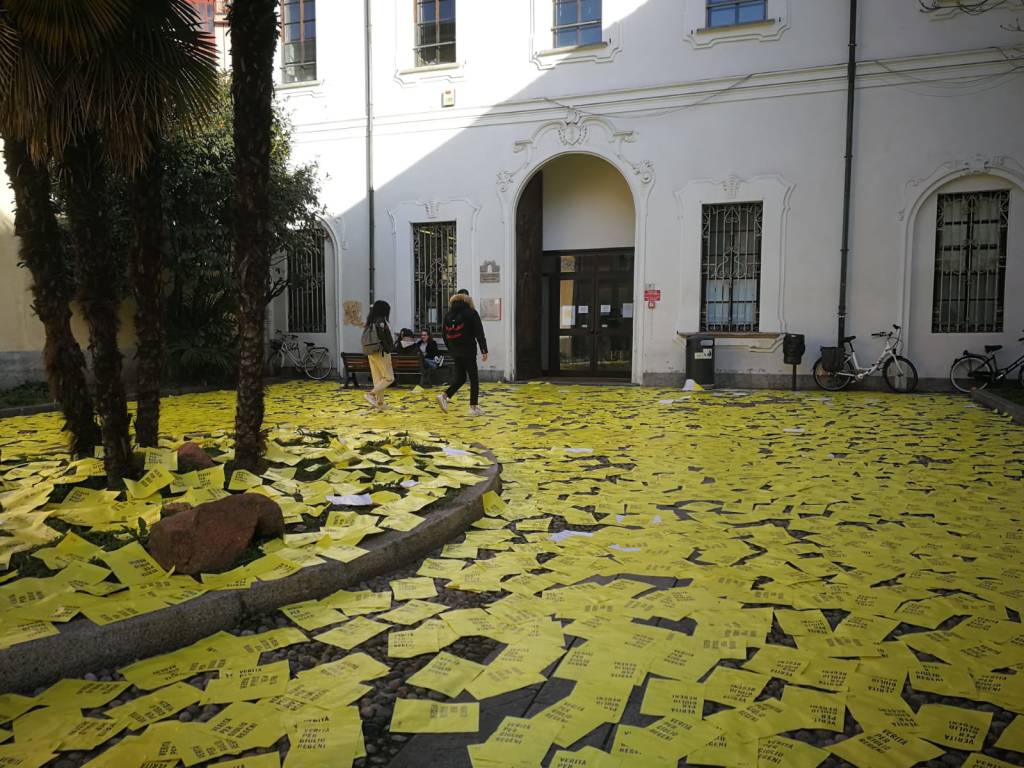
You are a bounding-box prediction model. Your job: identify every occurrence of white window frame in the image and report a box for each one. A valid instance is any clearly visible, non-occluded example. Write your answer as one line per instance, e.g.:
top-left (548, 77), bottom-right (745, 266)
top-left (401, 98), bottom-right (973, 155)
top-left (528, 0), bottom-right (621, 69)
top-left (683, 0), bottom-right (789, 48)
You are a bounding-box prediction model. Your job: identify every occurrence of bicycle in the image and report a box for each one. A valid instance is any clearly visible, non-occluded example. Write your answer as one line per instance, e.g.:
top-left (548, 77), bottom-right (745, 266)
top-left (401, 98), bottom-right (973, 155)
top-left (812, 325), bottom-right (919, 393)
top-left (266, 330), bottom-right (333, 380)
top-left (949, 331), bottom-right (1024, 393)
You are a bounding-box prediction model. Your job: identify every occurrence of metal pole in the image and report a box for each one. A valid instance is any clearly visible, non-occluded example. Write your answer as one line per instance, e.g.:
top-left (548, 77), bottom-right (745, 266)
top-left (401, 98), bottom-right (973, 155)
top-left (837, 0), bottom-right (857, 344)
top-left (792, 364), bottom-right (797, 392)
top-left (364, 0), bottom-right (375, 303)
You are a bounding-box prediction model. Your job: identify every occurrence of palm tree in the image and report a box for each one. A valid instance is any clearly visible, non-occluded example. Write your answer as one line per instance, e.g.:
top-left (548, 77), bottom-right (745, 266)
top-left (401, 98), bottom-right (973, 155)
top-left (0, 0), bottom-right (217, 478)
top-left (228, 0), bottom-right (279, 472)
top-left (2, 135), bottom-right (101, 455)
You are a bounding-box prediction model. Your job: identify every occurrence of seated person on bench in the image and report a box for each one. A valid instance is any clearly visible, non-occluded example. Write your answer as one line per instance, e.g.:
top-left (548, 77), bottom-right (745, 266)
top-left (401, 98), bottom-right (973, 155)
top-left (417, 329), bottom-right (443, 387)
top-left (395, 328), bottom-right (418, 354)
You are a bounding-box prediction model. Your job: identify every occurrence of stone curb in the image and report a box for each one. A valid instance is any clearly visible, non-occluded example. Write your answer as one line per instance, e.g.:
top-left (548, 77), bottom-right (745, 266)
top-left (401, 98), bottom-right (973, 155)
top-left (0, 454), bottom-right (501, 693)
top-left (971, 388), bottom-right (1024, 426)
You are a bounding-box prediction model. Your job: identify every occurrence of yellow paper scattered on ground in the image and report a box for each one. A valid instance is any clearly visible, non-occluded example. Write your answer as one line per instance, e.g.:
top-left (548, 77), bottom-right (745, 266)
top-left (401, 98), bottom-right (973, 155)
top-left (916, 703), bottom-right (992, 752)
top-left (390, 700), bottom-right (480, 733)
top-left (406, 652), bottom-right (485, 698)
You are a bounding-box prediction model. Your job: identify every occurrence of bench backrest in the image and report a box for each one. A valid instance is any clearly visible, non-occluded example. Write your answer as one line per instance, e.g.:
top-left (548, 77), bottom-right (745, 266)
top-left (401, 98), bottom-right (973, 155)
top-left (340, 353), bottom-right (370, 371)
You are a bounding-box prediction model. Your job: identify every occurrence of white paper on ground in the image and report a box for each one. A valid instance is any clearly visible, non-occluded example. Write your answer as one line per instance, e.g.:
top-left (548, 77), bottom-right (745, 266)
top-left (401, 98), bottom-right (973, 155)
top-left (443, 446), bottom-right (471, 456)
top-left (549, 530), bottom-right (594, 543)
top-left (326, 494), bottom-right (374, 506)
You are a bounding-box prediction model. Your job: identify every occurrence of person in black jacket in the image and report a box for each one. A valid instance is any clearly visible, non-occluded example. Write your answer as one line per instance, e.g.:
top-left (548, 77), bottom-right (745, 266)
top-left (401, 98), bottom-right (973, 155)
top-left (417, 329), bottom-right (442, 387)
top-left (437, 290), bottom-right (488, 415)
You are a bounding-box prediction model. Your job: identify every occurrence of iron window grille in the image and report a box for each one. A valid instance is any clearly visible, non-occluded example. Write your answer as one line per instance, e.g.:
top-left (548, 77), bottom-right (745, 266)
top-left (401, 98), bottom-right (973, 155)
top-left (413, 221), bottom-right (457, 333)
top-left (700, 202), bottom-right (763, 332)
top-left (282, 0), bottom-right (316, 84)
top-left (414, 0), bottom-right (456, 67)
top-left (932, 190), bottom-right (1008, 334)
top-left (706, 0), bottom-right (767, 28)
top-left (553, 0), bottom-right (602, 48)
top-left (287, 232), bottom-right (327, 334)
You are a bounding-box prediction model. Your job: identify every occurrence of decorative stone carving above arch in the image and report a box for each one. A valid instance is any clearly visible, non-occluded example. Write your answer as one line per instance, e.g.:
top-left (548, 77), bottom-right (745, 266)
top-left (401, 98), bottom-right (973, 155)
top-left (496, 108), bottom-right (654, 209)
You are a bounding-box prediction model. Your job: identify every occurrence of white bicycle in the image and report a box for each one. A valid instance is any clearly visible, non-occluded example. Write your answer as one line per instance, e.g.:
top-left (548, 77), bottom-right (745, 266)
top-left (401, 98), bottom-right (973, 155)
top-left (266, 330), bottom-right (333, 380)
top-left (812, 325), bottom-right (918, 393)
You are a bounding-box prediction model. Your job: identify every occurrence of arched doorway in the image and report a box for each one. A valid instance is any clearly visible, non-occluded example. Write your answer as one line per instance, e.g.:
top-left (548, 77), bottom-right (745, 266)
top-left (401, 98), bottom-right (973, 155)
top-left (515, 153), bottom-right (636, 379)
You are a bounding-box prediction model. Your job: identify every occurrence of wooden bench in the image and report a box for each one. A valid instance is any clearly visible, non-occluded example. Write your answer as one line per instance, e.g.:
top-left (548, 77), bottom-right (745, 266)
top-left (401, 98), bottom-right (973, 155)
top-left (340, 352), bottom-right (452, 388)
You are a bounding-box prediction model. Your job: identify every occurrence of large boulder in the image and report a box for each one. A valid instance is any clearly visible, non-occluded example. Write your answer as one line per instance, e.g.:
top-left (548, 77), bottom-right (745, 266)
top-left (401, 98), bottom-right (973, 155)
top-left (147, 493), bottom-right (284, 575)
top-left (177, 441), bottom-right (217, 471)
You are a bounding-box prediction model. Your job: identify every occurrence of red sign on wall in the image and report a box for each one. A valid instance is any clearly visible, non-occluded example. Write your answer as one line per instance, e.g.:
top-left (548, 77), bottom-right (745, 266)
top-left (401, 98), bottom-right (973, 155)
top-left (644, 289), bottom-right (661, 302)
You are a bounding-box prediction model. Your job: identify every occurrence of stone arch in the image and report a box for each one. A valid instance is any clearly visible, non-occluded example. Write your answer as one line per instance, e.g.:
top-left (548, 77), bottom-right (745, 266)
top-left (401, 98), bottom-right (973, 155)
top-left (497, 110), bottom-right (654, 383)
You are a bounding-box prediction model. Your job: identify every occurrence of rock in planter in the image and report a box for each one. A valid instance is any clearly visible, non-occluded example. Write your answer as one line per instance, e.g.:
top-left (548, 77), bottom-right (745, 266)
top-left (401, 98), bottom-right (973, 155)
top-left (177, 442), bottom-right (216, 471)
top-left (147, 493), bottom-right (284, 575)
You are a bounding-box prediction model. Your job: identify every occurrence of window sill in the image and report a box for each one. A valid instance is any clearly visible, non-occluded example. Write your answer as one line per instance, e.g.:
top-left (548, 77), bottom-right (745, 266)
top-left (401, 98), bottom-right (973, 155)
top-left (536, 41), bottom-right (608, 57)
top-left (677, 331), bottom-right (779, 339)
top-left (276, 79), bottom-right (322, 91)
top-left (398, 62), bottom-right (461, 76)
top-left (695, 18), bottom-right (777, 34)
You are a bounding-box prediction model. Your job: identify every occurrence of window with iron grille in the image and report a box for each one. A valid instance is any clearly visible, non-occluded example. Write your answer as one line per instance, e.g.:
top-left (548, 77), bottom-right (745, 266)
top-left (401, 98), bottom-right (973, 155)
top-left (706, 0), bottom-right (767, 28)
top-left (413, 221), bottom-right (457, 333)
top-left (701, 202), bottom-right (763, 332)
top-left (282, 0), bottom-right (316, 84)
top-left (553, 0), bottom-right (602, 48)
top-left (932, 190), bottom-right (1008, 333)
top-left (415, 0), bottom-right (456, 67)
top-left (287, 233), bottom-right (326, 334)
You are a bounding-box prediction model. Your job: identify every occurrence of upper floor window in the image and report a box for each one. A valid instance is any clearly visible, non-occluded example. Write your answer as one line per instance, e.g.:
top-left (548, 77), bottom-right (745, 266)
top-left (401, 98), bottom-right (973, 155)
top-left (932, 190), bottom-right (1009, 334)
top-left (706, 0), bottom-right (767, 29)
top-left (186, 1), bottom-right (218, 35)
top-left (553, 0), bottom-right (602, 48)
top-left (282, 0), bottom-right (316, 84)
top-left (701, 202), bottom-right (762, 332)
top-left (415, 0), bottom-right (456, 67)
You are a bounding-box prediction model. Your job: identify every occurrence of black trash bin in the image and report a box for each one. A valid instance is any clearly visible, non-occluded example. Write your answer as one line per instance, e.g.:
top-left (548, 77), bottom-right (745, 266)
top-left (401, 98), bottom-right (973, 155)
top-left (783, 333), bottom-right (805, 365)
top-left (685, 334), bottom-right (715, 386)
top-left (783, 333), bottom-right (806, 391)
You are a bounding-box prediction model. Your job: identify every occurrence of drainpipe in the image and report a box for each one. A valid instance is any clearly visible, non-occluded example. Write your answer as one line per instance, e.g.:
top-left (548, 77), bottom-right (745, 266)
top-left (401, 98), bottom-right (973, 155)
top-left (364, 0), bottom-right (375, 302)
top-left (837, 0), bottom-right (857, 344)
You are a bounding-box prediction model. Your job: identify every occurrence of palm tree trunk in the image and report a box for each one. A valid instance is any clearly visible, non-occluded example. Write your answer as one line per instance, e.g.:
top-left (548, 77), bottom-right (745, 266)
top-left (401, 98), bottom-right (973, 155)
top-left (229, 0), bottom-right (278, 472)
top-left (131, 145), bottom-right (164, 447)
top-left (2, 136), bottom-right (100, 456)
top-left (63, 132), bottom-right (133, 484)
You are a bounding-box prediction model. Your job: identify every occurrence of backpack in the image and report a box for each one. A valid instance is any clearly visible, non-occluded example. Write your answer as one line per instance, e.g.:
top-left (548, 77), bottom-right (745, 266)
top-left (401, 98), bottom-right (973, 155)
top-left (361, 323), bottom-right (384, 354)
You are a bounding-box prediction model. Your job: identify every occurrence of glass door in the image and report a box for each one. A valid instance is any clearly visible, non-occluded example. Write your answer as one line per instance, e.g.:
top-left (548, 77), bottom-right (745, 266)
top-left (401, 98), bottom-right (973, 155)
top-left (547, 250), bottom-right (633, 377)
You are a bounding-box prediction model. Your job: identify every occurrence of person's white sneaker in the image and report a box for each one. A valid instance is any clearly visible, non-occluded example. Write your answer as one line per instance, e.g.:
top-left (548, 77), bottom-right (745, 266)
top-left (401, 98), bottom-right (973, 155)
top-left (469, 405), bottom-right (484, 416)
top-left (436, 393), bottom-right (449, 413)
top-left (364, 392), bottom-right (378, 409)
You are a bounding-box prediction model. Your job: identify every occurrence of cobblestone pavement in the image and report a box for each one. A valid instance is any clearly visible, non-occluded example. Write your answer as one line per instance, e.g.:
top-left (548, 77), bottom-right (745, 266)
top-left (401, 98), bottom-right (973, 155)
top-left (1, 382), bottom-right (1023, 768)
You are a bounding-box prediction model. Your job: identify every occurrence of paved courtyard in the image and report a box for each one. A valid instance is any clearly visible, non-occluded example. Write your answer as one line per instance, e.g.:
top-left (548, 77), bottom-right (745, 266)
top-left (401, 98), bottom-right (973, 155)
top-left (1, 382), bottom-right (1023, 768)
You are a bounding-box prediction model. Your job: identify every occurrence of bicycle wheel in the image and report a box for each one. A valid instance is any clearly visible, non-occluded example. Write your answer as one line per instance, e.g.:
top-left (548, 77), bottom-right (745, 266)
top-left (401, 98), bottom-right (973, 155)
top-left (265, 350), bottom-right (282, 378)
top-left (883, 355), bottom-right (918, 394)
top-left (812, 357), bottom-right (854, 391)
top-left (304, 347), bottom-right (332, 380)
top-left (949, 354), bottom-right (993, 393)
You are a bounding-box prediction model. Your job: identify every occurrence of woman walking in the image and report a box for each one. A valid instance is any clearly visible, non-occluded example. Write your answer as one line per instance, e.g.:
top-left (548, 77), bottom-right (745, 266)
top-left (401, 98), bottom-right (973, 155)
top-left (438, 290), bottom-right (488, 415)
top-left (361, 300), bottom-right (395, 410)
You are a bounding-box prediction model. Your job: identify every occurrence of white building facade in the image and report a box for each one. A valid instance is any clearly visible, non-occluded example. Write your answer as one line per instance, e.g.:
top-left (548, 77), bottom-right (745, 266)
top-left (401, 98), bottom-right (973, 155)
top-left (259, 0), bottom-right (1024, 388)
